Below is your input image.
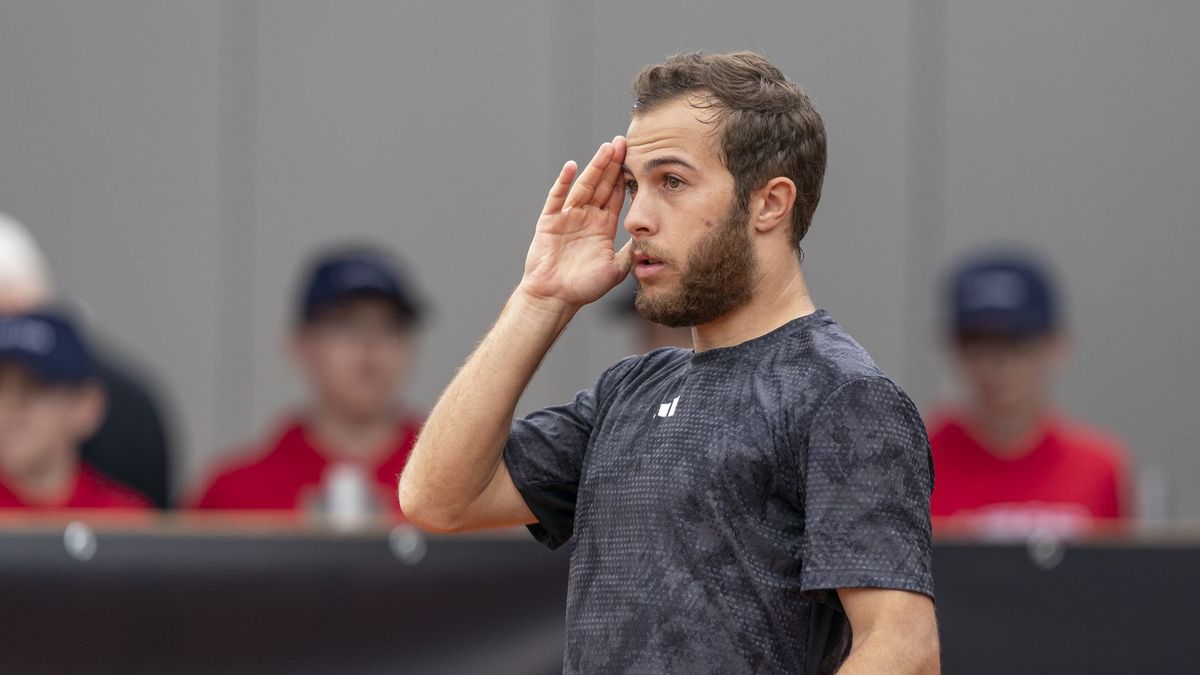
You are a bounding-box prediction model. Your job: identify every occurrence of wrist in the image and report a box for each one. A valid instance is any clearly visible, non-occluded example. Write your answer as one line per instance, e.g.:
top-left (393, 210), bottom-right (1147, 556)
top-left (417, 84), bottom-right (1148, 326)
top-left (509, 285), bottom-right (579, 332)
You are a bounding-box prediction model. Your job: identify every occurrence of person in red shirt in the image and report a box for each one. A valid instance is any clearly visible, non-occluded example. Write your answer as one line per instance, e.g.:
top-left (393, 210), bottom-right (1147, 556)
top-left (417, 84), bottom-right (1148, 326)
top-left (0, 311), bottom-right (150, 510)
top-left (193, 246), bottom-right (425, 518)
top-left (928, 251), bottom-right (1132, 537)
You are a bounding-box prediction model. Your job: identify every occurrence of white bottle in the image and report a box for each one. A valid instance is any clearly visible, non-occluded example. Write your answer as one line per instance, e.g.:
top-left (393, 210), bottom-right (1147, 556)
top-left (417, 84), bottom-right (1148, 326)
top-left (324, 462), bottom-right (372, 532)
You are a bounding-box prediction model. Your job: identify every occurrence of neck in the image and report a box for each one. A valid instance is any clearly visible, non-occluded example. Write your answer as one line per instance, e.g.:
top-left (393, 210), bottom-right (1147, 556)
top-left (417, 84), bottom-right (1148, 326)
top-left (693, 257), bottom-right (816, 351)
top-left (3, 447), bottom-right (79, 506)
top-left (306, 404), bottom-right (401, 461)
top-left (964, 400), bottom-right (1049, 458)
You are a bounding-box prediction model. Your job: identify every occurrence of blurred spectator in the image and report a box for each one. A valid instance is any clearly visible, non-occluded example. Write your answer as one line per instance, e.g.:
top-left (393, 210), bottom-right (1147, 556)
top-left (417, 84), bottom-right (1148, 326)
top-left (0, 212), bottom-right (173, 507)
top-left (0, 311), bottom-right (150, 509)
top-left (611, 280), bottom-right (692, 351)
top-left (928, 251), bottom-right (1133, 537)
top-left (193, 245), bottom-right (425, 518)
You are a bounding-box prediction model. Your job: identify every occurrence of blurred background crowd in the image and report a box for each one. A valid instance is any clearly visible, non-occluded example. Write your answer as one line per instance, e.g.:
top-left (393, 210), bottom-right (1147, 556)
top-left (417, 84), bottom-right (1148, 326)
top-left (0, 204), bottom-right (1148, 539)
top-left (1, 3), bottom-right (1198, 673)
top-left (2, 2), bottom-right (1196, 539)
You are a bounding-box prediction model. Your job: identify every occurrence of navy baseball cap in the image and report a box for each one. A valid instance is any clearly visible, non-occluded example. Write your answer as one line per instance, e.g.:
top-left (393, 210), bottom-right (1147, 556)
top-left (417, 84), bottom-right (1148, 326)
top-left (298, 247), bottom-right (424, 325)
top-left (948, 252), bottom-right (1059, 340)
top-left (0, 311), bottom-right (95, 383)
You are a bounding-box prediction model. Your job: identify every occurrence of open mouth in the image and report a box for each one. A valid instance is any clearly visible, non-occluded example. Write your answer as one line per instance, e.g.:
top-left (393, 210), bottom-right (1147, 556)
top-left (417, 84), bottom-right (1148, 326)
top-left (634, 251), bottom-right (667, 279)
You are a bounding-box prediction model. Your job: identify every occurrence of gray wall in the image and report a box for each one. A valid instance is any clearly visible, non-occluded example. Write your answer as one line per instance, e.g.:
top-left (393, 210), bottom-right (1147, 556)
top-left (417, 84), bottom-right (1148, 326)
top-left (1, 1), bottom-right (1196, 514)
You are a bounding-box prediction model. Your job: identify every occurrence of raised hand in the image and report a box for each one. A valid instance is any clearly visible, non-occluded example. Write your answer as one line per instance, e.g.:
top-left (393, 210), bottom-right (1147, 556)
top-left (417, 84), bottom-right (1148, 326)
top-left (519, 136), bottom-right (632, 310)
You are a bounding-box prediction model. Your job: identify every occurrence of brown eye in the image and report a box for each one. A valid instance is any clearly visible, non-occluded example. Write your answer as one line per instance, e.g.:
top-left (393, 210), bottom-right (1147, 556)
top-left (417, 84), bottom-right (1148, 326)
top-left (664, 175), bottom-right (684, 190)
top-left (624, 179), bottom-right (638, 194)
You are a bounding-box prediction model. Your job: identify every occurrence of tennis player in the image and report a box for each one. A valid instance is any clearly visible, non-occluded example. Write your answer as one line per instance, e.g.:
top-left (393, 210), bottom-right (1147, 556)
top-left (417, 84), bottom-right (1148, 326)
top-left (400, 51), bottom-right (939, 674)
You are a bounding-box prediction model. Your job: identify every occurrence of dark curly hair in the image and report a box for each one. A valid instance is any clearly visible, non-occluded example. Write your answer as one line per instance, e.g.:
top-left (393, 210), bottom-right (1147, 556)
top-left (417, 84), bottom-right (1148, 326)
top-left (631, 51), bottom-right (827, 255)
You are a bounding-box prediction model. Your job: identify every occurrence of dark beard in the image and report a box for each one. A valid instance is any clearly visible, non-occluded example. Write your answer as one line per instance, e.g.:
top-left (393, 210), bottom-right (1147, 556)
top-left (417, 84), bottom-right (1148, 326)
top-left (634, 200), bottom-right (756, 328)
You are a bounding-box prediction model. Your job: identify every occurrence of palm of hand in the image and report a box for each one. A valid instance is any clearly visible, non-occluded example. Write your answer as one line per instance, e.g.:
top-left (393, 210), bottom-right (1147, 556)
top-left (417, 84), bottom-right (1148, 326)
top-left (521, 138), bottom-right (632, 308)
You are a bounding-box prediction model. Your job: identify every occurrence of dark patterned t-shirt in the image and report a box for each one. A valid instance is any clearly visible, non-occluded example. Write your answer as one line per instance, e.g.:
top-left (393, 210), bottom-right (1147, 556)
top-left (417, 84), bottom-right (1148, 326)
top-left (504, 309), bottom-right (934, 674)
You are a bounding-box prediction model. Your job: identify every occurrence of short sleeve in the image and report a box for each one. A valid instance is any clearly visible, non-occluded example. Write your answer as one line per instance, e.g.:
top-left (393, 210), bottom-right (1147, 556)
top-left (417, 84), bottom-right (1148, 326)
top-left (800, 376), bottom-right (935, 599)
top-left (504, 388), bottom-right (595, 549)
top-left (504, 356), bottom-right (641, 550)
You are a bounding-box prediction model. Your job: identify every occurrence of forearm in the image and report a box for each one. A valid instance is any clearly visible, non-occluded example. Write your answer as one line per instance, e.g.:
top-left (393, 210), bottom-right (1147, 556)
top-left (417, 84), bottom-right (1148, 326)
top-left (401, 137), bottom-right (629, 530)
top-left (398, 287), bottom-right (576, 529)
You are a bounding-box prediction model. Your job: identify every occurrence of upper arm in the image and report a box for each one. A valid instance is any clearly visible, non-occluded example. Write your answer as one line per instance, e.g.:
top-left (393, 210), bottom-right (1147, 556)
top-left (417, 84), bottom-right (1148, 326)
top-left (800, 376), bottom-right (935, 597)
top-left (500, 387), bottom-right (597, 548)
top-left (455, 459), bottom-right (538, 531)
top-left (838, 587), bottom-right (940, 672)
top-left (479, 355), bottom-right (640, 546)
top-left (839, 587), bottom-right (937, 636)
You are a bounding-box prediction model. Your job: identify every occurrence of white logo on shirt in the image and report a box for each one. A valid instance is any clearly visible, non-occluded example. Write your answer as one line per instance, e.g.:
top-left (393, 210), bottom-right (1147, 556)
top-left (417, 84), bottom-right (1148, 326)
top-left (656, 396), bottom-right (680, 418)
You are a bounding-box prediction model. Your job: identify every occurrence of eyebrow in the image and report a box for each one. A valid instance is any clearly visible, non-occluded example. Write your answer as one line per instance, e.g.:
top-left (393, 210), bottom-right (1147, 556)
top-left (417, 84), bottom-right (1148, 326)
top-left (621, 156), bottom-right (698, 176)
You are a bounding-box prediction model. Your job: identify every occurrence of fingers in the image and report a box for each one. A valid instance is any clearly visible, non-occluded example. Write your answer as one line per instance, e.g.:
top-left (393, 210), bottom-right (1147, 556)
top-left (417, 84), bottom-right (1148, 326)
top-left (548, 136), bottom-right (628, 215)
top-left (542, 161), bottom-right (578, 216)
top-left (603, 160), bottom-right (627, 215)
top-left (591, 136), bottom-right (627, 209)
top-left (563, 142), bottom-right (614, 209)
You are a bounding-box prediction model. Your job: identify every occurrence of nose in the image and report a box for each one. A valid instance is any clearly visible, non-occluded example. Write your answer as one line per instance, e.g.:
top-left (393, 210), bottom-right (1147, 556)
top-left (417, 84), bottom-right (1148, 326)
top-left (623, 193), bottom-right (658, 238)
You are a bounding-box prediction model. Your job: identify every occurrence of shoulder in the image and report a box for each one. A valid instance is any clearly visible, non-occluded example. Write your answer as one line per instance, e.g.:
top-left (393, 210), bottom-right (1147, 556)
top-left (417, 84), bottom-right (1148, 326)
top-left (192, 422), bottom-right (308, 508)
top-left (1051, 417), bottom-right (1132, 473)
top-left (606, 347), bottom-right (690, 379)
top-left (593, 348), bottom-right (690, 397)
top-left (770, 312), bottom-right (892, 397)
top-left (924, 408), bottom-right (969, 444)
top-left (221, 424), bottom-right (303, 475)
top-left (728, 313), bottom-right (920, 437)
top-left (802, 376), bottom-right (933, 496)
top-left (812, 376), bottom-right (922, 429)
top-left (78, 466), bottom-right (152, 509)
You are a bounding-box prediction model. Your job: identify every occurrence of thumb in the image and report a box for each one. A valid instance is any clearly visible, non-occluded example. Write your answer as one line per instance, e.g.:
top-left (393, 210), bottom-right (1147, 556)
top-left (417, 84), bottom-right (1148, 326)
top-left (614, 239), bottom-right (634, 279)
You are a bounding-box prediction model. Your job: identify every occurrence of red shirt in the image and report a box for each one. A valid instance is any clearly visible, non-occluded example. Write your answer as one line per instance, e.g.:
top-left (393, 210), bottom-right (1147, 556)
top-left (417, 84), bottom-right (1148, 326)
top-left (0, 464), bottom-right (151, 510)
top-left (192, 418), bottom-right (420, 514)
top-left (928, 410), bottom-right (1131, 536)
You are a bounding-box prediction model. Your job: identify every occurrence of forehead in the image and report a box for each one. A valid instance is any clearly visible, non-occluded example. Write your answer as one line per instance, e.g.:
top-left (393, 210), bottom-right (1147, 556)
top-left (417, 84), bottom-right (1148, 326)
top-left (0, 361), bottom-right (48, 390)
top-left (0, 287), bottom-right (43, 315)
top-left (957, 335), bottom-right (1050, 354)
top-left (624, 97), bottom-right (723, 173)
top-left (306, 296), bottom-right (410, 329)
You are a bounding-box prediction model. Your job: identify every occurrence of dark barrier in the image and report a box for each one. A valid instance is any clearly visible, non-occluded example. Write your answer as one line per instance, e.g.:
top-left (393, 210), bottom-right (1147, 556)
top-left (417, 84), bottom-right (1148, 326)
top-left (0, 519), bottom-right (1198, 674)
top-left (934, 535), bottom-right (1200, 674)
top-left (0, 520), bottom-right (568, 675)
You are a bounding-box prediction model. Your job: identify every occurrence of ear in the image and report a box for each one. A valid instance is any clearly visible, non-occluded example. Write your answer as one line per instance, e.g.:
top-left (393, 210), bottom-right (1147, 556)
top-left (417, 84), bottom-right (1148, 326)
top-left (71, 382), bottom-right (108, 440)
top-left (749, 177), bottom-right (797, 235)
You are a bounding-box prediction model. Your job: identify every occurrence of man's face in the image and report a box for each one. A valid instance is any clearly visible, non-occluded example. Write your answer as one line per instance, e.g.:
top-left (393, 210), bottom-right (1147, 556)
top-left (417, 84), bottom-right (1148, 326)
top-left (0, 363), bottom-right (98, 478)
top-left (952, 334), bottom-right (1064, 415)
top-left (0, 284), bottom-right (45, 315)
top-left (294, 298), bottom-right (415, 421)
top-left (622, 97), bottom-right (756, 328)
